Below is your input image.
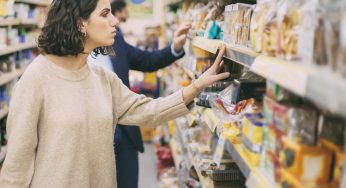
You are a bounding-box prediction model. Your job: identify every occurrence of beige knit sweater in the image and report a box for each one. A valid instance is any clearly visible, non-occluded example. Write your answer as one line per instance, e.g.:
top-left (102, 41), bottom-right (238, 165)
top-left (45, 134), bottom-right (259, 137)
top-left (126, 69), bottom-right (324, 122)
top-left (0, 55), bottom-right (190, 188)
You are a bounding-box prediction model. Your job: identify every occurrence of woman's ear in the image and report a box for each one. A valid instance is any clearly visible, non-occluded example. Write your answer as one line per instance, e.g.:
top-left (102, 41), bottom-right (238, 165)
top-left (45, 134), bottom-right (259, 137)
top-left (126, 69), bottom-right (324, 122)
top-left (80, 20), bottom-right (89, 35)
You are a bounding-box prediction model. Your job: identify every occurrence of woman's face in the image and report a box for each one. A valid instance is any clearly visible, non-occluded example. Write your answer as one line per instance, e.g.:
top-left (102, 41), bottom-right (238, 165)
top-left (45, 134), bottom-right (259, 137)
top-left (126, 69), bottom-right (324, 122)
top-left (83, 0), bottom-right (118, 49)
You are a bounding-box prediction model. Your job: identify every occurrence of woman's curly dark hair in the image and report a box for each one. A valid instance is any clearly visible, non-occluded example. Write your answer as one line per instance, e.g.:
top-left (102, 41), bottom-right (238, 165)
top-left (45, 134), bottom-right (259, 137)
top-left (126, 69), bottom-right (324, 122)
top-left (38, 0), bottom-right (113, 56)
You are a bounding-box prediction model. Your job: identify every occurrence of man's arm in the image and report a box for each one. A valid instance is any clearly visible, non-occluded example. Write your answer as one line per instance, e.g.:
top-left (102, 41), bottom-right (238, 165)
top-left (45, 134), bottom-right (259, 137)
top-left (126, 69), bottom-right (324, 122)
top-left (127, 44), bottom-right (184, 72)
top-left (127, 24), bottom-right (191, 72)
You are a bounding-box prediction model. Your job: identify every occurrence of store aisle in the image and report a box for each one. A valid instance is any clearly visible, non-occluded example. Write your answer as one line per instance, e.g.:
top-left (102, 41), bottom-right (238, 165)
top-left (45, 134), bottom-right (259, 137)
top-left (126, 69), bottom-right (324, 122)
top-left (138, 143), bottom-right (157, 188)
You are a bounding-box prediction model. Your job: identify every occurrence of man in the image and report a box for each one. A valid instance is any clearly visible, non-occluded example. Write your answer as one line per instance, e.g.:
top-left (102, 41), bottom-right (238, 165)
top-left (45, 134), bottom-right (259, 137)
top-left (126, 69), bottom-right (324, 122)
top-left (110, 1), bottom-right (190, 188)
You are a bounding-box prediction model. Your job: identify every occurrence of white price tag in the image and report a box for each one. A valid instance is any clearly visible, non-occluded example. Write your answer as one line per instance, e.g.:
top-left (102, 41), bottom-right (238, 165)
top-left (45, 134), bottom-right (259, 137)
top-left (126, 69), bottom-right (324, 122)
top-left (213, 133), bottom-right (226, 167)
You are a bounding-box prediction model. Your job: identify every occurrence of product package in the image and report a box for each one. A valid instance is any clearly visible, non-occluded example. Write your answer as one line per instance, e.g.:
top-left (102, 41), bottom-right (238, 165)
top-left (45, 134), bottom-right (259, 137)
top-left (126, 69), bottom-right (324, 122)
top-left (279, 137), bottom-right (333, 185)
top-left (249, 0), bottom-right (273, 52)
top-left (261, 1), bottom-right (279, 56)
top-left (224, 3), bottom-right (253, 47)
top-left (242, 113), bottom-right (265, 166)
top-left (276, 0), bottom-right (302, 60)
top-left (337, 1), bottom-right (346, 76)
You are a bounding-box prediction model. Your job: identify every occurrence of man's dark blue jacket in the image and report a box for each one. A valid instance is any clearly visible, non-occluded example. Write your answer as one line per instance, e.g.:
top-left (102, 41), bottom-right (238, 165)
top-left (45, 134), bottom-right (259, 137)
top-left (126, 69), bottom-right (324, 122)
top-left (111, 29), bottom-right (184, 153)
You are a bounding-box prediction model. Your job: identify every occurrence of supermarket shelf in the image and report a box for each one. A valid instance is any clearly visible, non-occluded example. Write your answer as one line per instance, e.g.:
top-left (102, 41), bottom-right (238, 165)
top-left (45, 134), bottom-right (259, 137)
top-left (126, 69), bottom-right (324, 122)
top-left (15, 0), bottom-right (51, 6)
top-left (0, 68), bottom-right (26, 86)
top-left (246, 168), bottom-right (276, 188)
top-left (169, 139), bottom-right (182, 168)
top-left (0, 19), bottom-right (39, 26)
top-left (191, 37), bottom-right (258, 67)
top-left (0, 19), bottom-right (20, 26)
top-left (225, 44), bottom-right (258, 68)
top-left (0, 108), bottom-right (9, 120)
top-left (251, 55), bottom-right (346, 117)
top-left (224, 140), bottom-right (253, 178)
top-left (0, 41), bottom-right (37, 56)
top-left (186, 147), bottom-right (212, 188)
top-left (191, 37), bottom-right (222, 54)
top-left (20, 19), bottom-right (39, 25)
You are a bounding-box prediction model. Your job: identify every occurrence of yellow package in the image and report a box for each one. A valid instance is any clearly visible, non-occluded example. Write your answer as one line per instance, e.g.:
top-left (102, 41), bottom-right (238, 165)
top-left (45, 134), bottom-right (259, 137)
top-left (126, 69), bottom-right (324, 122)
top-left (224, 122), bottom-right (242, 144)
top-left (280, 137), bottom-right (333, 185)
top-left (320, 139), bottom-right (345, 186)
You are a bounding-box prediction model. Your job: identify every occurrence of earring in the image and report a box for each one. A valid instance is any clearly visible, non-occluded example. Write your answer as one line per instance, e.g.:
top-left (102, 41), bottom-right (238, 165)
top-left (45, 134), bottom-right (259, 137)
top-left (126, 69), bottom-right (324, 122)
top-left (81, 31), bottom-right (87, 38)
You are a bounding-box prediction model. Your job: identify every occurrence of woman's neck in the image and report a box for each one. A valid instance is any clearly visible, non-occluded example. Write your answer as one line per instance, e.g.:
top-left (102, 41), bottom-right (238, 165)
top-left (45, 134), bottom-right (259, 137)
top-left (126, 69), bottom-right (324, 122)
top-left (45, 53), bottom-right (89, 71)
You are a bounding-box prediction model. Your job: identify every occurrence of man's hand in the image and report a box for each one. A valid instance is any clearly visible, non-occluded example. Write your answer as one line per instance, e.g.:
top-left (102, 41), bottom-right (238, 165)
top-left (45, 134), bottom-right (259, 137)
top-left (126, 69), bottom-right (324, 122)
top-left (173, 23), bottom-right (192, 53)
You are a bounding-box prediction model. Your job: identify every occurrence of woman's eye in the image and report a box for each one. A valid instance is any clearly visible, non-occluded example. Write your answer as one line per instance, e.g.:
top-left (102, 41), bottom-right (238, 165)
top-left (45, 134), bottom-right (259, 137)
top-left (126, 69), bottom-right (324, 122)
top-left (101, 12), bottom-right (108, 17)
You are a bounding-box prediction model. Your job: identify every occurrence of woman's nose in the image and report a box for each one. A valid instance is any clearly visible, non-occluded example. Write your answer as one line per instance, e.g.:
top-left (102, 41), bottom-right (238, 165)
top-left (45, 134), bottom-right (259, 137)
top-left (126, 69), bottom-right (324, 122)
top-left (110, 14), bottom-right (119, 27)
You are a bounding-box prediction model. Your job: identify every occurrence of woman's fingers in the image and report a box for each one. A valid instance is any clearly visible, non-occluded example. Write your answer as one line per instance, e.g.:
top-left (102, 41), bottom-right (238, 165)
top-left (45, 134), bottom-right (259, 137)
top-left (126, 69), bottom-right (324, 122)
top-left (208, 72), bottom-right (230, 84)
top-left (214, 45), bottom-right (226, 64)
top-left (215, 60), bottom-right (224, 73)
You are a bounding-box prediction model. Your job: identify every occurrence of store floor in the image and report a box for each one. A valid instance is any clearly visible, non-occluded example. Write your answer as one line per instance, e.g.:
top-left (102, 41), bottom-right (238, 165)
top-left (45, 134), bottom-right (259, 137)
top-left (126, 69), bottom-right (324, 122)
top-left (138, 143), bottom-right (157, 188)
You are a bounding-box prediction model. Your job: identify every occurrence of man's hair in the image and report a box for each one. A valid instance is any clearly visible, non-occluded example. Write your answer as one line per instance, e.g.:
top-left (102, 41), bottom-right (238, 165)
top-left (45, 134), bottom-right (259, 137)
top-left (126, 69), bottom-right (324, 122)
top-left (111, 1), bottom-right (127, 15)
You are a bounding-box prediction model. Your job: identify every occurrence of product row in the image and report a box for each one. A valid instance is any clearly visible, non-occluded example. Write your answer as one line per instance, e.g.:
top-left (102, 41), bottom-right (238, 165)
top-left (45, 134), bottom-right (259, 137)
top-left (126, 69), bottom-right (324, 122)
top-left (176, 0), bottom-right (346, 77)
top-left (0, 49), bottom-right (36, 70)
top-left (0, 1), bottom-right (47, 24)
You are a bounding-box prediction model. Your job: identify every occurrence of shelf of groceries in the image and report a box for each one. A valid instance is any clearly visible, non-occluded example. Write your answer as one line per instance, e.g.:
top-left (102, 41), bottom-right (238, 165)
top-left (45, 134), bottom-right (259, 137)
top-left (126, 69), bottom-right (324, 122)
top-left (14, 0), bottom-right (51, 6)
top-left (191, 36), bottom-right (346, 117)
top-left (165, 0), bottom-right (346, 188)
top-left (0, 18), bottom-right (41, 27)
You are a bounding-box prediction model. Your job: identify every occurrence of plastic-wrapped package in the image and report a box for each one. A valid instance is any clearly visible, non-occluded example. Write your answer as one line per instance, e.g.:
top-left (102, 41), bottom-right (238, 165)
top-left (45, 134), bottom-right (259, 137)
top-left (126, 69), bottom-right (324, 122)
top-left (321, 0), bottom-right (342, 70)
top-left (337, 1), bottom-right (346, 76)
top-left (266, 80), bottom-right (295, 102)
top-left (261, 1), bottom-right (279, 56)
top-left (263, 96), bottom-right (319, 145)
top-left (224, 3), bottom-right (253, 46)
top-left (249, 0), bottom-right (273, 52)
top-left (276, 0), bottom-right (303, 60)
top-left (320, 115), bottom-right (346, 147)
top-left (201, 2), bottom-right (224, 31)
top-left (296, 0), bottom-right (324, 64)
top-left (233, 3), bottom-right (253, 46)
top-left (223, 5), bottom-right (233, 44)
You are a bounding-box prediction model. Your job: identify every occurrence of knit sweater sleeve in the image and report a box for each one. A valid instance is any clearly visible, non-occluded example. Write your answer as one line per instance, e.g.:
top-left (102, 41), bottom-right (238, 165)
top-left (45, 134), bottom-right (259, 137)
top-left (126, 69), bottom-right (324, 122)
top-left (0, 68), bottom-right (42, 187)
top-left (110, 73), bottom-right (190, 127)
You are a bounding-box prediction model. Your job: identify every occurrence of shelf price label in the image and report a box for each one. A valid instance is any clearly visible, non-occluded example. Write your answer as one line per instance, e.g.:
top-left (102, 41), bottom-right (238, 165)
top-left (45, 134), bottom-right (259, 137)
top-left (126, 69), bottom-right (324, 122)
top-left (213, 133), bottom-right (226, 167)
top-left (251, 55), bottom-right (309, 97)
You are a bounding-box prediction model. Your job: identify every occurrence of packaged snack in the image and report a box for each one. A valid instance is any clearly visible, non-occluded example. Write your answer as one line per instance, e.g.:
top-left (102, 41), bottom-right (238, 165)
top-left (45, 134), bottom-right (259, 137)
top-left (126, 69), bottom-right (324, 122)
top-left (266, 80), bottom-right (294, 102)
top-left (321, 0), bottom-right (342, 70)
top-left (261, 1), bottom-right (279, 56)
top-left (233, 3), bottom-right (253, 47)
top-left (201, 2), bottom-right (223, 31)
top-left (320, 139), bottom-right (345, 186)
top-left (276, 0), bottom-right (302, 60)
top-left (249, 0), bottom-right (272, 52)
top-left (320, 115), bottom-right (346, 147)
top-left (242, 113), bottom-right (265, 153)
top-left (223, 4), bottom-right (234, 44)
top-left (296, 0), bottom-right (324, 64)
top-left (337, 1), bottom-right (346, 76)
top-left (279, 137), bottom-right (333, 185)
top-left (263, 95), bottom-right (276, 125)
top-left (231, 77), bottom-right (266, 104)
top-left (223, 122), bottom-right (242, 144)
top-left (242, 113), bottom-right (265, 166)
top-left (279, 168), bottom-right (305, 188)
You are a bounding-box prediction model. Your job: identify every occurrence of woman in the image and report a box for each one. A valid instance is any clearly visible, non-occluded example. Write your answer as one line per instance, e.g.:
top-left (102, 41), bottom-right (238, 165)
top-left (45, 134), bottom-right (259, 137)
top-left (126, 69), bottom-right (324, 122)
top-left (0, 0), bottom-right (229, 187)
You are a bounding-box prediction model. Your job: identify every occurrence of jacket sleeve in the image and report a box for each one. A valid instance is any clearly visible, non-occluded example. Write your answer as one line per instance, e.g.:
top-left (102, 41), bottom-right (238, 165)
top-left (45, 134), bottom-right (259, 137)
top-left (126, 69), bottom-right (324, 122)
top-left (110, 72), bottom-right (189, 127)
top-left (0, 71), bottom-right (42, 188)
top-left (126, 42), bottom-right (185, 72)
